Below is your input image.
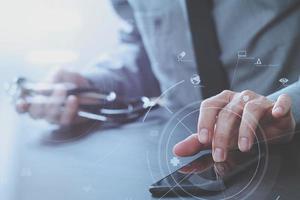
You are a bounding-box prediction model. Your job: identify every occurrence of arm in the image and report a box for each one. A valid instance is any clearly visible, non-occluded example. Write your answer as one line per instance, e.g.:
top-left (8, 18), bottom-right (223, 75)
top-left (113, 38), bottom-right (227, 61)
top-left (82, 0), bottom-right (160, 99)
top-left (16, 0), bottom-right (160, 126)
top-left (173, 89), bottom-right (296, 162)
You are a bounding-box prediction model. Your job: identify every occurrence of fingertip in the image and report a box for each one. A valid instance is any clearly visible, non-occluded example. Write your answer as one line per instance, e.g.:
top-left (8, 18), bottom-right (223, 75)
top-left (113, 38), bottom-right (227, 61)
top-left (66, 95), bottom-right (79, 111)
top-left (173, 139), bottom-right (190, 157)
top-left (16, 99), bottom-right (29, 113)
top-left (172, 143), bottom-right (182, 157)
top-left (272, 106), bottom-right (284, 118)
top-left (272, 94), bottom-right (291, 118)
top-left (198, 128), bottom-right (209, 144)
top-left (173, 134), bottom-right (208, 157)
top-left (67, 95), bottom-right (78, 105)
top-left (238, 137), bottom-right (250, 152)
top-left (60, 95), bottom-right (79, 126)
top-left (213, 147), bottom-right (225, 162)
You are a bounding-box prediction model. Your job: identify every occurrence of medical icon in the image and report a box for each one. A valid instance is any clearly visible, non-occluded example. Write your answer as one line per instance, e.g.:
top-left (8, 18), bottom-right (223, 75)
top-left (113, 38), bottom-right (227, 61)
top-left (252, 57), bottom-right (279, 67)
top-left (141, 96), bottom-right (156, 108)
top-left (238, 50), bottom-right (247, 58)
top-left (177, 51), bottom-right (186, 62)
top-left (190, 74), bottom-right (201, 85)
top-left (242, 95), bottom-right (250, 103)
top-left (255, 58), bottom-right (262, 65)
top-left (170, 157), bottom-right (180, 167)
top-left (20, 168), bottom-right (32, 177)
top-left (279, 78), bottom-right (289, 86)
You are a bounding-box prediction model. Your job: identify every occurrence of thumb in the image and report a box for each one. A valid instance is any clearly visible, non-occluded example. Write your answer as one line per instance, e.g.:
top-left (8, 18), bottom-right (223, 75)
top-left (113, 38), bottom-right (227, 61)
top-left (272, 94), bottom-right (292, 118)
top-left (173, 134), bottom-right (210, 157)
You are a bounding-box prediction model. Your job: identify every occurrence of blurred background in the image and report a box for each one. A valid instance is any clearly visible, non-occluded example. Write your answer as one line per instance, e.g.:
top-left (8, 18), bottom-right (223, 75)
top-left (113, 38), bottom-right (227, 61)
top-left (0, 0), bottom-right (120, 198)
top-left (0, 0), bottom-right (120, 82)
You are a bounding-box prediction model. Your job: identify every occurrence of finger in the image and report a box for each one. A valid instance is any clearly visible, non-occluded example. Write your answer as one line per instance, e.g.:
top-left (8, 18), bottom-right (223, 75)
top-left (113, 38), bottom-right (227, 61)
top-left (272, 94), bottom-right (292, 118)
top-left (213, 108), bottom-right (240, 162)
top-left (197, 90), bottom-right (234, 144)
top-left (173, 134), bottom-right (211, 157)
top-left (262, 115), bottom-right (296, 143)
top-left (46, 68), bottom-right (65, 83)
top-left (45, 86), bottom-right (67, 124)
top-left (212, 90), bottom-right (258, 162)
top-left (239, 97), bottom-right (273, 152)
top-left (16, 99), bottom-right (30, 113)
top-left (48, 68), bottom-right (90, 88)
top-left (27, 97), bottom-right (47, 119)
top-left (59, 95), bottom-right (79, 126)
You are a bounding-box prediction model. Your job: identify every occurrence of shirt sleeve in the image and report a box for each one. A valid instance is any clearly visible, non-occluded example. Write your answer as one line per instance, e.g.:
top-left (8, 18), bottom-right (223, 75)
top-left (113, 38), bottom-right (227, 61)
top-left (82, 0), bottom-right (161, 99)
top-left (268, 82), bottom-right (300, 126)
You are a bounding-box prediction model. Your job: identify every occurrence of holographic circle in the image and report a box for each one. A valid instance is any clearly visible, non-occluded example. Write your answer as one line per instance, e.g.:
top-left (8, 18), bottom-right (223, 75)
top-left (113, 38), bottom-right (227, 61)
top-left (156, 101), bottom-right (269, 200)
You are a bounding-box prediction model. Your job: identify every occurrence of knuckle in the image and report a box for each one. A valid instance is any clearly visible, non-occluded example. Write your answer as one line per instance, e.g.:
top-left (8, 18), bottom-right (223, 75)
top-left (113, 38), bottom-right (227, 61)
top-left (218, 108), bottom-right (236, 120)
top-left (221, 90), bottom-right (232, 95)
top-left (258, 96), bottom-right (268, 101)
top-left (227, 102), bottom-right (243, 113)
top-left (241, 90), bottom-right (255, 96)
top-left (245, 100), bottom-right (262, 111)
top-left (221, 90), bottom-right (234, 97)
top-left (279, 93), bottom-right (291, 101)
top-left (214, 134), bottom-right (229, 147)
top-left (201, 99), bottom-right (213, 107)
top-left (218, 109), bottom-right (237, 123)
top-left (257, 96), bottom-right (272, 107)
top-left (218, 109), bottom-right (228, 118)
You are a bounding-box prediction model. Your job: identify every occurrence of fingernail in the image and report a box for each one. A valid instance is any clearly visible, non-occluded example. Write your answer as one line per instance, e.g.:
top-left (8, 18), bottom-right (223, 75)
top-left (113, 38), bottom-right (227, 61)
top-left (213, 148), bottom-right (224, 162)
top-left (239, 137), bottom-right (249, 152)
top-left (198, 129), bottom-right (209, 143)
top-left (273, 106), bottom-right (283, 114)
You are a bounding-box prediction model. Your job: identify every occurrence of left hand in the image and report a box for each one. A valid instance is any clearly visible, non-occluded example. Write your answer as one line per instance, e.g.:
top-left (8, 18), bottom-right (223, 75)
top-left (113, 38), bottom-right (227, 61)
top-left (173, 90), bottom-right (296, 162)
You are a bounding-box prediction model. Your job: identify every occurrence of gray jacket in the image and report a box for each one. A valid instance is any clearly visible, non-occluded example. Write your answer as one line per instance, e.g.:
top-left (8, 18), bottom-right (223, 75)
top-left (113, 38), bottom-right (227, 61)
top-left (84, 0), bottom-right (300, 124)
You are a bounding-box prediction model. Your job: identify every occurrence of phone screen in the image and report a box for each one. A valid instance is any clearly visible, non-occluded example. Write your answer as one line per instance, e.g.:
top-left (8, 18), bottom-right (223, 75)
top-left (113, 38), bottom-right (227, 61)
top-left (149, 149), bottom-right (262, 196)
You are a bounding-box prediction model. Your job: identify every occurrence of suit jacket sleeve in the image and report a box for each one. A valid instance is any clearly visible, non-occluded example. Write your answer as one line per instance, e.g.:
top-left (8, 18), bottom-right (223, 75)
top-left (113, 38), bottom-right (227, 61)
top-left (82, 0), bottom-right (160, 99)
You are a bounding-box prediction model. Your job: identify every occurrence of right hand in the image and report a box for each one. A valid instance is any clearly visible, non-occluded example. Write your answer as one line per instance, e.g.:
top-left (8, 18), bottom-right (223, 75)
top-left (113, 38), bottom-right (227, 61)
top-left (15, 69), bottom-right (92, 126)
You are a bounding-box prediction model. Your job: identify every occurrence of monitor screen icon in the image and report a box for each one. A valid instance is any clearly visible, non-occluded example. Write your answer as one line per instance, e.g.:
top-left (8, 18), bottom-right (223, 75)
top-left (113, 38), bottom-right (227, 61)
top-left (238, 50), bottom-right (247, 58)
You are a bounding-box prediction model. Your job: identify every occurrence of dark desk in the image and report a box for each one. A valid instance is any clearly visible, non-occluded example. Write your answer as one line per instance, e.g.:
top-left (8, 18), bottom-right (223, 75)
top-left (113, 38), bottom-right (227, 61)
top-left (2, 105), bottom-right (300, 200)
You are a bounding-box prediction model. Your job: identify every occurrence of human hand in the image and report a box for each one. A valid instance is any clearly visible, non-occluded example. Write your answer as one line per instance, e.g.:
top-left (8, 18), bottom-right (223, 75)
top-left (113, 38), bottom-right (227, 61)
top-left (173, 90), bottom-right (296, 162)
top-left (15, 69), bottom-right (92, 126)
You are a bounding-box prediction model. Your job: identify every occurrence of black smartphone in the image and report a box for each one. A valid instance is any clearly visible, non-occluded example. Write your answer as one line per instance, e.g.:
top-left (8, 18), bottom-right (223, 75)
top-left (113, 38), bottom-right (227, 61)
top-left (149, 149), bottom-right (263, 197)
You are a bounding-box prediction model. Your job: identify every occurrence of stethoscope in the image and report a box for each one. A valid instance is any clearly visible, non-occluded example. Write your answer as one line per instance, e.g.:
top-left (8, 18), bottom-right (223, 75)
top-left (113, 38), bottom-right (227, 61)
top-left (5, 77), bottom-right (160, 123)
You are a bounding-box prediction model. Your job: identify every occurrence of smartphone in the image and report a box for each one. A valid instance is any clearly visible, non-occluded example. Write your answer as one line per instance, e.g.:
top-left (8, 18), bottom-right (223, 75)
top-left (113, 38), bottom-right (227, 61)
top-left (149, 149), bottom-right (263, 197)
